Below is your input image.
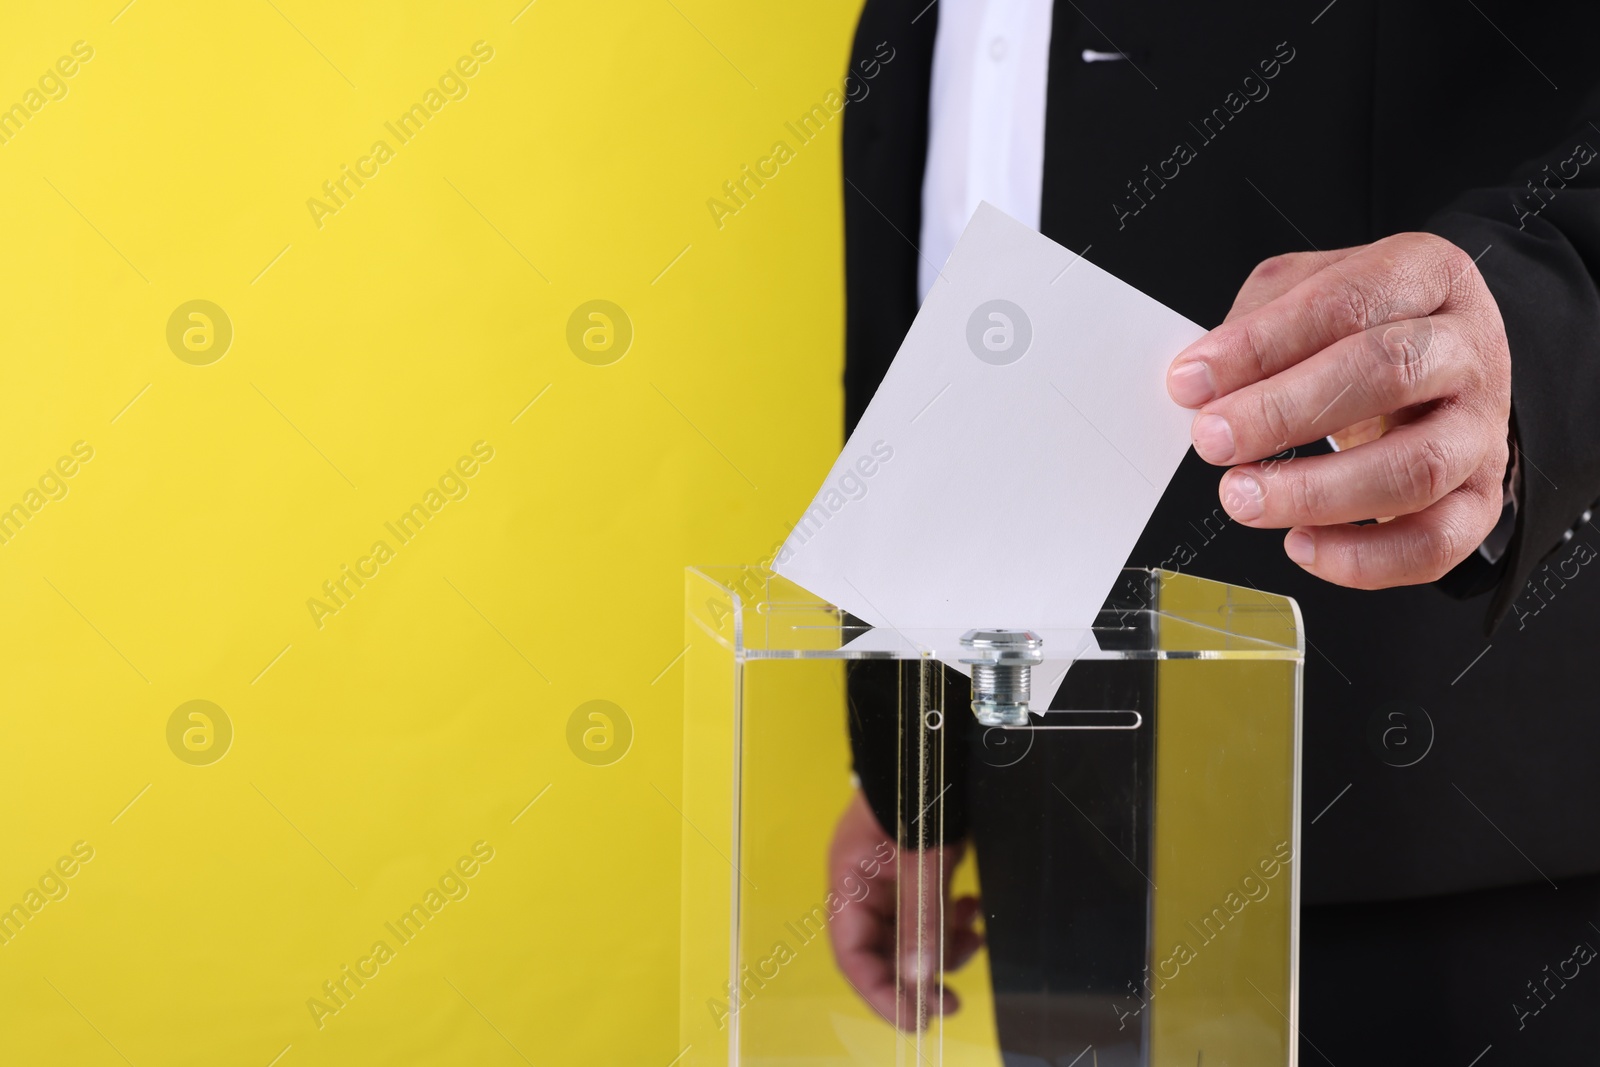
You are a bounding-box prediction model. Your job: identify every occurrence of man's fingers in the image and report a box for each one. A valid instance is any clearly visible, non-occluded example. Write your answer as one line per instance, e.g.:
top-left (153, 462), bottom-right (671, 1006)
top-left (1171, 248), bottom-right (1351, 406)
top-left (1168, 233), bottom-right (1476, 408)
top-left (829, 896), bottom-right (901, 1022)
top-left (1219, 412), bottom-right (1494, 527)
top-left (1189, 314), bottom-right (1470, 465)
top-left (1282, 473), bottom-right (1504, 587)
top-left (1219, 246), bottom-right (1364, 325)
top-left (1158, 230), bottom-right (1511, 592)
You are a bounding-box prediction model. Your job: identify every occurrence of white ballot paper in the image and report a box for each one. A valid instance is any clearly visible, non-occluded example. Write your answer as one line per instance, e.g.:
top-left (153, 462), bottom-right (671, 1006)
top-left (775, 202), bottom-right (1205, 689)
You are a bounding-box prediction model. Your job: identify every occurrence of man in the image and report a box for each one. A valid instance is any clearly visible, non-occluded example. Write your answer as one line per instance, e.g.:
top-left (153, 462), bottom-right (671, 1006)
top-left (827, 0), bottom-right (1600, 1062)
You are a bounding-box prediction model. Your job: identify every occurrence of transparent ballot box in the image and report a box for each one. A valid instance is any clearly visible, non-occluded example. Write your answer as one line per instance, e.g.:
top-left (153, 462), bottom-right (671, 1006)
top-left (679, 567), bottom-right (1304, 1066)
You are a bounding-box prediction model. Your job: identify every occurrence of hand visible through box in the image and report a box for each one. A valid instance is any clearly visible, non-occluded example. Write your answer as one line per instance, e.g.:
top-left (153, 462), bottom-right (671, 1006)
top-left (827, 790), bottom-right (984, 1028)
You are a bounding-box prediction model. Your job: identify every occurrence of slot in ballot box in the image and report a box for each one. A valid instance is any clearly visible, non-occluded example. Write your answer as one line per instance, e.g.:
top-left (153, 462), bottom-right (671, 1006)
top-left (679, 567), bottom-right (1303, 1066)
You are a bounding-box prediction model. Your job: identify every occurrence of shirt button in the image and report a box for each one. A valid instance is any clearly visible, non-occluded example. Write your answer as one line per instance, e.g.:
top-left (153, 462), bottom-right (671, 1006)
top-left (989, 36), bottom-right (1008, 62)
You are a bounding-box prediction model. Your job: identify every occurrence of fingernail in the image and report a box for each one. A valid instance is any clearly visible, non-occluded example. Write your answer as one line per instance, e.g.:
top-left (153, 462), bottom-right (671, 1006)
top-left (1168, 360), bottom-right (1215, 407)
top-left (1192, 414), bottom-right (1235, 463)
top-left (1224, 472), bottom-right (1264, 520)
top-left (1285, 530), bottom-right (1315, 566)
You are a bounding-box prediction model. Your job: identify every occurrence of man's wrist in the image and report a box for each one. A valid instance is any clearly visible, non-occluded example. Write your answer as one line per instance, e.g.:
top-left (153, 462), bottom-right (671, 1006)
top-left (1477, 418), bottom-right (1520, 566)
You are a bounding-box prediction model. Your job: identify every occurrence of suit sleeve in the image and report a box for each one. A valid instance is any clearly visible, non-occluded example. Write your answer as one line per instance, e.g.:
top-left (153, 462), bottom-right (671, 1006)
top-left (848, 657), bottom-right (972, 848)
top-left (840, 2), bottom-right (967, 845)
top-left (1426, 83), bottom-right (1600, 634)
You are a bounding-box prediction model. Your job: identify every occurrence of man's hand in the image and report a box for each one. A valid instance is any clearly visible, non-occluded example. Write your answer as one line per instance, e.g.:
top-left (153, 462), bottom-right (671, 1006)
top-left (1165, 232), bottom-right (1513, 588)
top-left (826, 790), bottom-right (982, 1028)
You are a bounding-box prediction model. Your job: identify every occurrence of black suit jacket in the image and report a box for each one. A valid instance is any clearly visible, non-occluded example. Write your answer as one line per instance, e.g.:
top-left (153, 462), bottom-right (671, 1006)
top-left (842, 0), bottom-right (1600, 904)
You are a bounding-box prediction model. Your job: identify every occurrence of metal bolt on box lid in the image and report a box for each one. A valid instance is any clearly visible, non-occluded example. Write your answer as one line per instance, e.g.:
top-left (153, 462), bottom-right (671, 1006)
top-left (959, 628), bottom-right (1043, 727)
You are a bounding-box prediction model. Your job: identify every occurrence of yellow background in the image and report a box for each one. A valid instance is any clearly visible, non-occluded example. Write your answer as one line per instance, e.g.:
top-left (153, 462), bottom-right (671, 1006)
top-left (0, 2), bottom-right (869, 1063)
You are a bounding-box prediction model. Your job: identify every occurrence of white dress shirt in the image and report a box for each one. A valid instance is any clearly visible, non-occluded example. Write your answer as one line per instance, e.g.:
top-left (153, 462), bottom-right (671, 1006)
top-left (918, 0), bottom-right (1055, 303)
